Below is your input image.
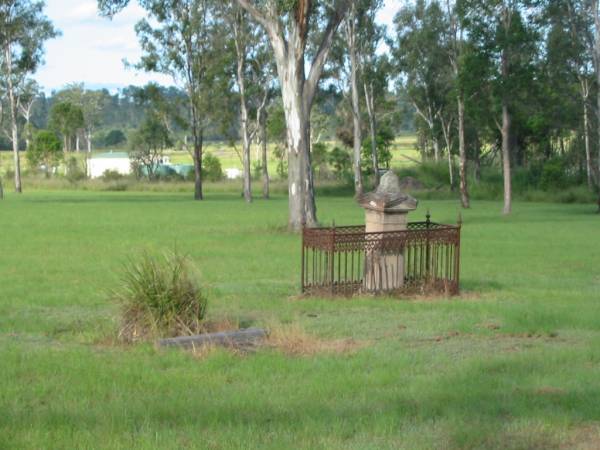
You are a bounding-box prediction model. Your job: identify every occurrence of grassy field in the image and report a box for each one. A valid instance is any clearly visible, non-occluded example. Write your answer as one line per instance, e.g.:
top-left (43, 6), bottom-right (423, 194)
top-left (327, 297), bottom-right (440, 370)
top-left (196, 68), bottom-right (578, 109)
top-left (0, 135), bottom-right (421, 179)
top-left (1, 190), bottom-right (600, 449)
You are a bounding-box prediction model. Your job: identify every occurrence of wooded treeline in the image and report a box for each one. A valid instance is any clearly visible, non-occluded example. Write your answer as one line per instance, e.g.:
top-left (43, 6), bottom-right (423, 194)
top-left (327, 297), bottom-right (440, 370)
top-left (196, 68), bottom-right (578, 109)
top-left (1, 0), bottom-right (599, 226)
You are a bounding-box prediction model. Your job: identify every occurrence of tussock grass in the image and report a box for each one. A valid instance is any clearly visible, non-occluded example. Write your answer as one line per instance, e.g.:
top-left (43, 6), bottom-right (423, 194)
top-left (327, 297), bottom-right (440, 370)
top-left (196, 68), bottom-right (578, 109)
top-left (115, 250), bottom-right (207, 342)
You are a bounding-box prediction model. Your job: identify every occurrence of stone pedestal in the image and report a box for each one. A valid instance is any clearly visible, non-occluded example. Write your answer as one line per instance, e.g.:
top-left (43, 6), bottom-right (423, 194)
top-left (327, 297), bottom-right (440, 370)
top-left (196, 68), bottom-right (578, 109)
top-left (358, 172), bottom-right (417, 293)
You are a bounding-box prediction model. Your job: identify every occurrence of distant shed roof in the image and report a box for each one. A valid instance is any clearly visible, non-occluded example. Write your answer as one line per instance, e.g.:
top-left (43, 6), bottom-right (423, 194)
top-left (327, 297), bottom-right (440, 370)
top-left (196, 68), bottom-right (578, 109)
top-left (91, 152), bottom-right (130, 159)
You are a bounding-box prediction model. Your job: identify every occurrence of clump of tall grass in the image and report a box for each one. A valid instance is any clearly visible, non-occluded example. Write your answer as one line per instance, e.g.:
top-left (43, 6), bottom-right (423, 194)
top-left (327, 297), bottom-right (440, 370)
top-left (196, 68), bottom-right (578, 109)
top-left (115, 250), bottom-right (207, 342)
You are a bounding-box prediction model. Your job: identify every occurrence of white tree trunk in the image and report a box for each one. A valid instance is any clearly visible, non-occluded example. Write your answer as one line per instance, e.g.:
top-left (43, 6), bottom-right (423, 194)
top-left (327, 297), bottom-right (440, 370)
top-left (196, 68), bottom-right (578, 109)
top-left (258, 107), bottom-right (269, 199)
top-left (364, 82), bottom-right (379, 186)
top-left (440, 117), bottom-right (454, 189)
top-left (5, 44), bottom-right (22, 193)
top-left (346, 11), bottom-right (362, 195)
top-left (236, 0), bottom-right (348, 230)
top-left (87, 130), bottom-right (93, 153)
top-left (583, 95), bottom-right (593, 189)
top-left (432, 137), bottom-right (440, 164)
top-left (280, 67), bottom-right (316, 229)
top-left (233, 14), bottom-right (252, 203)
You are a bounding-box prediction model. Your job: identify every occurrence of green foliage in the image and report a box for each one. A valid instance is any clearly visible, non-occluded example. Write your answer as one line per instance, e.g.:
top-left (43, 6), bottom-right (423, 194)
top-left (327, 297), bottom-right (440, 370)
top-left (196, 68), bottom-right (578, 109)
top-left (202, 153), bottom-right (223, 182)
top-left (103, 129), bottom-right (127, 147)
top-left (129, 117), bottom-right (171, 180)
top-left (64, 157), bottom-right (87, 184)
top-left (49, 102), bottom-right (85, 151)
top-left (360, 127), bottom-right (394, 175)
top-left (539, 159), bottom-right (568, 191)
top-left (328, 146), bottom-right (352, 181)
top-left (26, 130), bottom-right (63, 177)
top-left (114, 249), bottom-right (207, 341)
top-left (272, 144), bottom-right (287, 179)
top-left (311, 142), bottom-right (329, 179)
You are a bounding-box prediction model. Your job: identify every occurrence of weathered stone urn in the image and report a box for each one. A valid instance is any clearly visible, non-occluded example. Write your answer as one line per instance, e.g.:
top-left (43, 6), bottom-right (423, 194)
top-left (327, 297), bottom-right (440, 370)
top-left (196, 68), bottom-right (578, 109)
top-left (357, 171), bottom-right (418, 292)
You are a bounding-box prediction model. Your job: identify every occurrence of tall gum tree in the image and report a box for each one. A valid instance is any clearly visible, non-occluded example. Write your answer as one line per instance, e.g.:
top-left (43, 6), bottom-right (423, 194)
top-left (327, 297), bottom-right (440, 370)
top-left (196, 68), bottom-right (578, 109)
top-left (445, 0), bottom-right (470, 207)
top-left (99, 0), bottom-right (225, 201)
top-left (356, 0), bottom-right (386, 187)
top-left (344, 1), bottom-right (363, 195)
top-left (459, 0), bottom-right (539, 215)
top-left (0, 0), bottom-right (58, 193)
top-left (236, 0), bottom-right (350, 230)
top-left (392, 0), bottom-right (449, 164)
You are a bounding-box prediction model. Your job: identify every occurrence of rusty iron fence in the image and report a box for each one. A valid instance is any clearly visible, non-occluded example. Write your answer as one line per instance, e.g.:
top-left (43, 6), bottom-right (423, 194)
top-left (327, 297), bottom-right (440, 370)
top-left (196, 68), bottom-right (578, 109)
top-left (301, 214), bottom-right (461, 296)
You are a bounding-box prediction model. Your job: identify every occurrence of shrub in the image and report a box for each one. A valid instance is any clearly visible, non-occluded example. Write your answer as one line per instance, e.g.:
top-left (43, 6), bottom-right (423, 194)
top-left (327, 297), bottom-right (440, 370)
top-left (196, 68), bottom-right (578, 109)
top-left (102, 169), bottom-right (124, 182)
top-left (104, 129), bottom-right (127, 147)
top-left (115, 250), bottom-right (208, 341)
top-left (328, 146), bottom-right (352, 181)
top-left (202, 153), bottom-right (223, 182)
top-left (65, 156), bottom-right (86, 184)
top-left (27, 130), bottom-right (63, 178)
top-left (540, 159), bottom-right (568, 191)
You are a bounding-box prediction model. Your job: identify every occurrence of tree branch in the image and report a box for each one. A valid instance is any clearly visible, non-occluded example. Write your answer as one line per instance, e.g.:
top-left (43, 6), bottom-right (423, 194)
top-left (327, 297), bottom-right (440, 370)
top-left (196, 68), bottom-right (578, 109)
top-left (304, 0), bottom-right (350, 109)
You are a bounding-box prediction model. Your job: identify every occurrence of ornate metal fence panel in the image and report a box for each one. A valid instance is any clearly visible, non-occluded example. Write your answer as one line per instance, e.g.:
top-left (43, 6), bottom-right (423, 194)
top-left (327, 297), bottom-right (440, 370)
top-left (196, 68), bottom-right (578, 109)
top-left (301, 221), bottom-right (461, 296)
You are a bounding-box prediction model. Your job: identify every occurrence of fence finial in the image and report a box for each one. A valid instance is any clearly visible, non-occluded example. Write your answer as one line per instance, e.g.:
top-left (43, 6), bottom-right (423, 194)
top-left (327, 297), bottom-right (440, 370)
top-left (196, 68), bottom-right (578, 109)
top-left (457, 212), bottom-right (463, 227)
top-left (426, 209), bottom-right (431, 224)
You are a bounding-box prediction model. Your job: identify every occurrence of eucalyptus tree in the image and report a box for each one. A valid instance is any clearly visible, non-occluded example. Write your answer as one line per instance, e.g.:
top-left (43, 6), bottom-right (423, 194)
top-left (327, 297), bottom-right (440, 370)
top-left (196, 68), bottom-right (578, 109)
top-left (228, 5), bottom-right (254, 202)
top-left (547, 0), bottom-right (595, 188)
top-left (0, 0), bottom-right (58, 193)
top-left (220, 3), bottom-right (273, 202)
top-left (391, 0), bottom-right (451, 163)
top-left (55, 84), bottom-right (106, 153)
top-left (251, 35), bottom-right (277, 199)
top-left (590, 0), bottom-right (600, 179)
top-left (344, 0), bottom-right (364, 195)
top-left (444, 0), bottom-right (470, 206)
top-left (17, 79), bottom-right (39, 151)
top-left (459, 0), bottom-right (539, 214)
top-left (235, 0), bottom-right (350, 230)
top-left (48, 102), bottom-right (84, 152)
top-left (99, 0), bottom-right (225, 201)
top-left (357, 0), bottom-right (386, 187)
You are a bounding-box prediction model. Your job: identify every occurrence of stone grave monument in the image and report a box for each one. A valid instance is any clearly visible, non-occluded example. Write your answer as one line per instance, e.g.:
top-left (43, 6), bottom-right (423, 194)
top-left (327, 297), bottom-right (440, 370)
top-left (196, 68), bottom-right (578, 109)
top-left (357, 171), bottom-right (418, 292)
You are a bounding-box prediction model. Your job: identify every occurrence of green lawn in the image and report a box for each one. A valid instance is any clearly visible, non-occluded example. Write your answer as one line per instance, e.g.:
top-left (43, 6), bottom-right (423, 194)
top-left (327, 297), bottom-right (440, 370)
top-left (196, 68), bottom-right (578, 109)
top-left (1, 190), bottom-right (600, 449)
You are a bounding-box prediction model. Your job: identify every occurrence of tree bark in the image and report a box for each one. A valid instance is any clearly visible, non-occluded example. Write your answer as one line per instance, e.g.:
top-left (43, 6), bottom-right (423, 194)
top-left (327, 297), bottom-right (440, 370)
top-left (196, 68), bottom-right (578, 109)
top-left (432, 137), bottom-right (441, 164)
top-left (501, 100), bottom-right (512, 215)
top-left (87, 130), bottom-right (93, 153)
top-left (363, 81), bottom-right (379, 186)
top-left (233, 13), bottom-right (252, 203)
top-left (5, 43), bottom-right (22, 193)
top-left (193, 147), bottom-right (203, 200)
top-left (583, 91), bottom-right (593, 189)
top-left (440, 116), bottom-right (454, 189)
top-left (346, 8), bottom-right (363, 196)
top-left (594, 0), bottom-right (600, 181)
top-left (236, 0), bottom-right (348, 230)
top-left (258, 107), bottom-right (269, 199)
top-left (457, 95), bottom-right (470, 207)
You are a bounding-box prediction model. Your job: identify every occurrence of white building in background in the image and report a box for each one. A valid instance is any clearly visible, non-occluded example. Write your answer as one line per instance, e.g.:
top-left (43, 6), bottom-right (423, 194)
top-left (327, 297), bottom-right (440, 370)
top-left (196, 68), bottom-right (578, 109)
top-left (87, 152), bottom-right (131, 178)
top-left (225, 168), bottom-right (242, 179)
